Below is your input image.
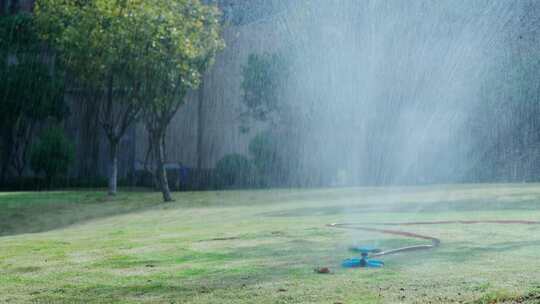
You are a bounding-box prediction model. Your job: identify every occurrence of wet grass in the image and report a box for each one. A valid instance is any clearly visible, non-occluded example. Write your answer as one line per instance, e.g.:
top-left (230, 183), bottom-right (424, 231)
top-left (1, 184), bottom-right (540, 303)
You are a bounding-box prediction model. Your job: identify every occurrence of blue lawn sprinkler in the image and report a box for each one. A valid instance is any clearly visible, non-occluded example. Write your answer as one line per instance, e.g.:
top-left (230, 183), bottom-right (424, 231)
top-left (342, 246), bottom-right (384, 268)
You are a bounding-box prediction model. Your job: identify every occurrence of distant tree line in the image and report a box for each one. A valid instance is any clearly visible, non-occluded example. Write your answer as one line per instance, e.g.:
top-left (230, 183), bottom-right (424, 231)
top-left (3, 0), bottom-right (540, 194)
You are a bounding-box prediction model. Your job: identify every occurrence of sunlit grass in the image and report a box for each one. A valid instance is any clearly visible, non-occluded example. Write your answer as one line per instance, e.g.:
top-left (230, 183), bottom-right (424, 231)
top-left (1, 185), bottom-right (540, 303)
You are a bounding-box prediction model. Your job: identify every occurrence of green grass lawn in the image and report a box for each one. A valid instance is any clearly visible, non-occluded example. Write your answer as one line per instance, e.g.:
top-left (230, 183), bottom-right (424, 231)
top-left (1, 185), bottom-right (540, 303)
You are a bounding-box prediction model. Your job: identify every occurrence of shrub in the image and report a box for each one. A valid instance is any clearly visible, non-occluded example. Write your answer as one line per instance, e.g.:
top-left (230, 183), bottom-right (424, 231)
top-left (248, 131), bottom-right (287, 187)
top-left (215, 154), bottom-right (253, 188)
top-left (30, 126), bottom-right (74, 185)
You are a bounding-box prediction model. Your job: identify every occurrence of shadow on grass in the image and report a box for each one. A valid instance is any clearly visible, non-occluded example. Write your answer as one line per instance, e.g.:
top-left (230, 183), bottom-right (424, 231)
top-left (0, 190), bottom-right (164, 237)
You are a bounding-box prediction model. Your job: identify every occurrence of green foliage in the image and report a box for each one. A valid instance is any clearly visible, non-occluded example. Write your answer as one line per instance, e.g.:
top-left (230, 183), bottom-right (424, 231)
top-left (215, 154), bottom-right (252, 188)
top-left (0, 60), bottom-right (67, 177)
top-left (0, 61), bottom-right (66, 125)
top-left (134, 0), bottom-right (225, 124)
top-left (240, 52), bottom-right (288, 131)
top-left (36, 0), bottom-right (224, 199)
top-left (36, 0), bottom-right (225, 106)
top-left (35, 0), bottom-right (147, 87)
top-left (0, 13), bottom-right (67, 179)
top-left (0, 13), bottom-right (40, 60)
top-left (248, 131), bottom-right (286, 186)
top-left (0, 13), bottom-right (64, 125)
top-left (30, 126), bottom-right (74, 183)
top-left (34, 0), bottom-right (225, 196)
top-left (240, 53), bottom-right (296, 186)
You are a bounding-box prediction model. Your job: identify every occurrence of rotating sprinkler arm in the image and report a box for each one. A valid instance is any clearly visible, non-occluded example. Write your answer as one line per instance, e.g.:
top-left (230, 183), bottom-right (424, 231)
top-left (371, 244), bottom-right (437, 257)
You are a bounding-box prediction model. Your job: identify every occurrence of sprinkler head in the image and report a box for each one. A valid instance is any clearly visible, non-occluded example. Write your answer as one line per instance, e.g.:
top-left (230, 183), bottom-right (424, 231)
top-left (343, 246), bottom-right (384, 268)
top-left (342, 257), bottom-right (384, 268)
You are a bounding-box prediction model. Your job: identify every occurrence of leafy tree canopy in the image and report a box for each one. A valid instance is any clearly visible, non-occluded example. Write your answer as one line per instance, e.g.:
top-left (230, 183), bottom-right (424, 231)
top-left (36, 0), bottom-right (223, 96)
top-left (240, 52), bottom-right (289, 132)
top-left (135, 0), bottom-right (225, 122)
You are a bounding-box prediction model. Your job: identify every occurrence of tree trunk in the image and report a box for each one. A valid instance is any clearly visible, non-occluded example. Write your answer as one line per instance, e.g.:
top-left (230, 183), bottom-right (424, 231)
top-left (108, 140), bottom-right (119, 196)
top-left (0, 155), bottom-right (10, 184)
top-left (0, 132), bottom-right (13, 184)
top-left (146, 132), bottom-right (160, 190)
top-left (154, 133), bottom-right (173, 202)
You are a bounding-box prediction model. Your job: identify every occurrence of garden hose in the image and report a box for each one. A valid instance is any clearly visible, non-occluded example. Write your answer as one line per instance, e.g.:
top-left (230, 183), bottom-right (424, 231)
top-left (327, 220), bottom-right (540, 258)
